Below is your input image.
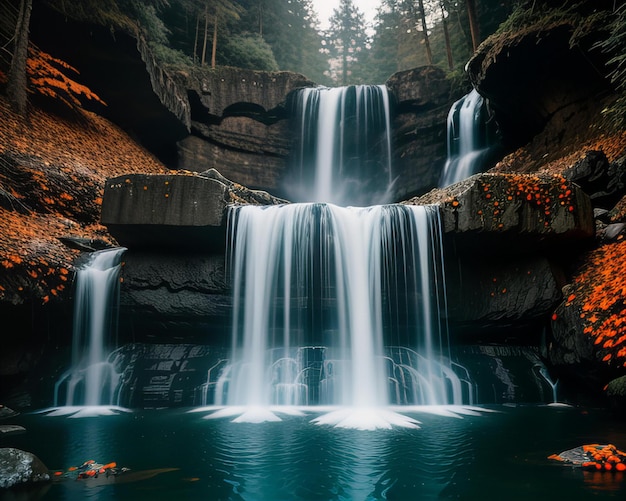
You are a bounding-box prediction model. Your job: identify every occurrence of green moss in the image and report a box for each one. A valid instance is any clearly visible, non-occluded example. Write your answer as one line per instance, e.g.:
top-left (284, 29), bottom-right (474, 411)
top-left (606, 375), bottom-right (626, 397)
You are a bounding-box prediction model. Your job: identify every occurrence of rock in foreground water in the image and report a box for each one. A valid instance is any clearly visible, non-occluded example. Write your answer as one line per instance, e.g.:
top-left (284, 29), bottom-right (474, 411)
top-left (0, 448), bottom-right (50, 489)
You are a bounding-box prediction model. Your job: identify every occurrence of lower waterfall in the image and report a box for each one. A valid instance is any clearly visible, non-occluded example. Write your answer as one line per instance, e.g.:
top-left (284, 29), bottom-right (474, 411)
top-left (50, 247), bottom-right (129, 417)
top-left (205, 203), bottom-right (473, 427)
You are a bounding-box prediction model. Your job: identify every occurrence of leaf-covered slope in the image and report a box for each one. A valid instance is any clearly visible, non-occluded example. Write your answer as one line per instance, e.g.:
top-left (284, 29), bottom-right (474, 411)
top-left (0, 96), bottom-right (167, 305)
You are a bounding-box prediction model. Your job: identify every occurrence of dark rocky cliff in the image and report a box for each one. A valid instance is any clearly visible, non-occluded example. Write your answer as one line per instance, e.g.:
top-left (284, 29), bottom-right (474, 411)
top-left (462, 1), bottom-right (626, 402)
top-left (3, 0), bottom-right (626, 410)
top-left (29, 2), bottom-right (458, 202)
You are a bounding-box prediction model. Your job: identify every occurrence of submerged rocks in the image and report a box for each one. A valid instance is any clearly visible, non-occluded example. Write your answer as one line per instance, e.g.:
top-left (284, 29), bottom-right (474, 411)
top-left (0, 448), bottom-right (49, 489)
top-left (0, 405), bottom-right (18, 419)
top-left (113, 344), bottom-right (227, 408)
top-left (0, 425), bottom-right (25, 437)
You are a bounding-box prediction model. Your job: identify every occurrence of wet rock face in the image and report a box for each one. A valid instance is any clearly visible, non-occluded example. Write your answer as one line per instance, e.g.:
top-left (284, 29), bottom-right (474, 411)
top-left (550, 300), bottom-right (595, 366)
top-left (447, 255), bottom-right (560, 335)
top-left (175, 67), bottom-right (315, 196)
top-left (176, 66), bottom-right (316, 120)
top-left (0, 448), bottom-right (49, 489)
top-left (177, 124), bottom-right (290, 193)
top-left (102, 173), bottom-right (229, 251)
top-left (403, 172), bottom-right (595, 339)
top-left (118, 252), bottom-right (231, 344)
top-left (386, 66), bottom-right (459, 200)
top-left (177, 65), bottom-right (457, 201)
top-left (101, 170), bottom-right (288, 342)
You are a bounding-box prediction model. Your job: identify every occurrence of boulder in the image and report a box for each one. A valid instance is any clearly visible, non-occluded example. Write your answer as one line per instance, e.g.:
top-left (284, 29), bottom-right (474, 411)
top-left (564, 151), bottom-right (626, 210)
top-left (386, 66), bottom-right (454, 106)
top-left (407, 172), bottom-right (594, 249)
top-left (101, 171), bottom-right (285, 251)
top-left (606, 375), bottom-right (626, 413)
top-left (549, 238), bottom-right (626, 383)
top-left (0, 448), bottom-right (49, 489)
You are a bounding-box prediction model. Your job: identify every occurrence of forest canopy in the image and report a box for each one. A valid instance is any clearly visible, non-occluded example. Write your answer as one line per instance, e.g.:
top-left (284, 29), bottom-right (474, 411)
top-left (30, 0), bottom-right (516, 85)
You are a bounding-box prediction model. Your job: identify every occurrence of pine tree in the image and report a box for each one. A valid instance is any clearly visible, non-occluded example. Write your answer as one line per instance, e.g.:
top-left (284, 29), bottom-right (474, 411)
top-left (324, 0), bottom-right (369, 85)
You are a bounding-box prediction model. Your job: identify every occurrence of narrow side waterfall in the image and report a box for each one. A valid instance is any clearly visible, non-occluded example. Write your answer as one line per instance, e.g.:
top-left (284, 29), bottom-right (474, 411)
top-left (54, 247), bottom-right (125, 410)
top-left (288, 85), bottom-right (394, 206)
top-left (439, 89), bottom-right (495, 187)
top-left (209, 204), bottom-right (469, 426)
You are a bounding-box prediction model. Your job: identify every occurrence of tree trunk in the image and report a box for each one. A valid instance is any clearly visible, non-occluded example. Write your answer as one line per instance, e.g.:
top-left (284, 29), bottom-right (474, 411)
top-left (465, 0), bottom-right (479, 52)
top-left (201, 5), bottom-right (209, 65)
top-left (211, 14), bottom-right (218, 69)
top-left (342, 44), bottom-right (347, 86)
top-left (193, 11), bottom-right (200, 63)
top-left (7, 0), bottom-right (33, 115)
top-left (417, 0), bottom-right (433, 65)
top-left (441, 2), bottom-right (453, 70)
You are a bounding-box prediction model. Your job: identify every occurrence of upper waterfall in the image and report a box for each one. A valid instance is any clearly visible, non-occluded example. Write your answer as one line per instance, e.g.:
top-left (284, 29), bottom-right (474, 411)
top-left (439, 89), bottom-right (497, 187)
top-left (287, 85), bottom-right (394, 206)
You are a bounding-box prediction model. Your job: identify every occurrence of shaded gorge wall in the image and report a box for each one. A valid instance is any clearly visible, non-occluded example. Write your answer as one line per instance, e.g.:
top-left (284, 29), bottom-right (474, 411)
top-left (87, 169), bottom-right (596, 408)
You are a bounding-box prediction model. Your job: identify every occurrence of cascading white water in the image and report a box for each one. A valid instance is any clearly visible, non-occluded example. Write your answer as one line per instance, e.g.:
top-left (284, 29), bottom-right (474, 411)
top-left (54, 247), bottom-right (125, 408)
top-left (202, 84), bottom-right (476, 428)
top-left (289, 85), bottom-right (394, 206)
top-left (212, 203), bottom-right (467, 426)
top-left (439, 89), bottom-right (493, 187)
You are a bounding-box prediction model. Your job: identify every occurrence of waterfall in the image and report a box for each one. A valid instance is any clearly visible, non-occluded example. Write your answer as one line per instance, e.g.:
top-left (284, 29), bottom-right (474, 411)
top-left (201, 83), bottom-right (476, 428)
top-left (439, 89), bottom-right (495, 187)
top-left (288, 85), bottom-right (394, 206)
top-left (54, 247), bottom-right (125, 408)
top-left (211, 204), bottom-right (466, 417)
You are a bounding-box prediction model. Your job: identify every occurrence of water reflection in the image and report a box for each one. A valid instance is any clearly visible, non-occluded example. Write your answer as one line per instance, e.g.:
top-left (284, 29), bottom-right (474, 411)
top-left (5, 407), bottom-right (626, 500)
top-left (208, 411), bottom-right (475, 500)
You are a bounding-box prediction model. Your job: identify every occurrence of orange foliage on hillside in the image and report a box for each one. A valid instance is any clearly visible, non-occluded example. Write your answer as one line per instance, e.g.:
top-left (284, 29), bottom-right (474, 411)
top-left (566, 239), bottom-right (626, 368)
top-left (26, 47), bottom-right (106, 109)
top-left (495, 128), bottom-right (626, 176)
top-left (0, 95), bottom-right (167, 304)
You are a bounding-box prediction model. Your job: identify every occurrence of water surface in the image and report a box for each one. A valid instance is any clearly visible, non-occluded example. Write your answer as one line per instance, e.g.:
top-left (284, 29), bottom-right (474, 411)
top-left (3, 405), bottom-right (625, 500)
